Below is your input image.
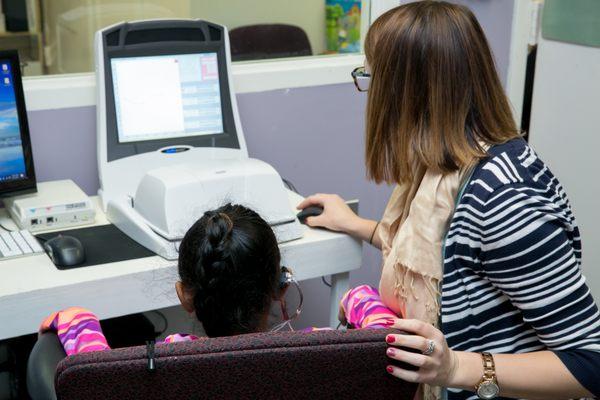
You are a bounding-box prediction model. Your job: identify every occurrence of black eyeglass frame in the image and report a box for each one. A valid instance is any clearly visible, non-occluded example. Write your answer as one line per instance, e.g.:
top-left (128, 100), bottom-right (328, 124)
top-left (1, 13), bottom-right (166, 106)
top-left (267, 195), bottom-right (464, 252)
top-left (351, 66), bottom-right (370, 92)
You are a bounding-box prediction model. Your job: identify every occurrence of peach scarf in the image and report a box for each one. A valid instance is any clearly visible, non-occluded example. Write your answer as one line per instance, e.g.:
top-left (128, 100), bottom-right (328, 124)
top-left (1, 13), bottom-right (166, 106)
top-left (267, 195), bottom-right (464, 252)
top-left (377, 164), bottom-right (474, 399)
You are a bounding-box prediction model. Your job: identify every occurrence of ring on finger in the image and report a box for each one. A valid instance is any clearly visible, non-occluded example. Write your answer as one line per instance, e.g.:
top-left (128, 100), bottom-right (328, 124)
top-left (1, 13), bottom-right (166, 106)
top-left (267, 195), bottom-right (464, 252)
top-left (423, 339), bottom-right (435, 355)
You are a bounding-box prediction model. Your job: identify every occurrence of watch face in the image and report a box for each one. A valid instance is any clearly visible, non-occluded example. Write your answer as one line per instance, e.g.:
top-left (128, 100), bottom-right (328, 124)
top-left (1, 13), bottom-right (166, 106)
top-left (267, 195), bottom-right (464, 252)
top-left (477, 381), bottom-right (500, 399)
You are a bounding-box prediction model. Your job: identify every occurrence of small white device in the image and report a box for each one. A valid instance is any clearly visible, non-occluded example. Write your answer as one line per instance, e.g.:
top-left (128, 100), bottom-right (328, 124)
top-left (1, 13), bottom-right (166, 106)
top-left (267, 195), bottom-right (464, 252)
top-left (95, 20), bottom-right (303, 259)
top-left (0, 230), bottom-right (45, 260)
top-left (4, 180), bottom-right (95, 232)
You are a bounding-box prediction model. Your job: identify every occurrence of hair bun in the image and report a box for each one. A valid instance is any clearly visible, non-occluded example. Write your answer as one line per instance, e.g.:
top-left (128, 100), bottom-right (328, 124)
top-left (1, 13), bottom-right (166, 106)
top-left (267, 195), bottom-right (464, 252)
top-left (206, 211), bottom-right (233, 247)
top-left (199, 210), bottom-right (234, 271)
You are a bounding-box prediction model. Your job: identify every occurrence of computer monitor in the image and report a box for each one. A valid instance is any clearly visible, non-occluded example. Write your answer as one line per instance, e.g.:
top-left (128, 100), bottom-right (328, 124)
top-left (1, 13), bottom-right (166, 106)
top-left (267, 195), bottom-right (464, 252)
top-left (98, 21), bottom-right (243, 166)
top-left (96, 20), bottom-right (247, 208)
top-left (0, 50), bottom-right (36, 196)
top-left (111, 52), bottom-right (225, 144)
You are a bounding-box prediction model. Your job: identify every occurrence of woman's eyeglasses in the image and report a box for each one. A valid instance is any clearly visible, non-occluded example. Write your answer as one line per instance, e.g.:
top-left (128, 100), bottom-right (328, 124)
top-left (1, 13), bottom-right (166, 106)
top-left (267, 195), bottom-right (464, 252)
top-left (351, 66), bottom-right (370, 92)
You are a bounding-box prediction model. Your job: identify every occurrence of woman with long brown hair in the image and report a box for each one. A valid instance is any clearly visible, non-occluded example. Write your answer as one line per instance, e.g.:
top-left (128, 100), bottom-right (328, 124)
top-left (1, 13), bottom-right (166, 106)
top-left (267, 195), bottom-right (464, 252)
top-left (298, 2), bottom-right (599, 399)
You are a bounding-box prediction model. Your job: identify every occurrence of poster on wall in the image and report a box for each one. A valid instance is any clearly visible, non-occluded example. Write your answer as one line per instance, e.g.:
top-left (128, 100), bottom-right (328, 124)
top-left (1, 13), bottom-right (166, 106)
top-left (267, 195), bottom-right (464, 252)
top-left (326, 0), bottom-right (361, 53)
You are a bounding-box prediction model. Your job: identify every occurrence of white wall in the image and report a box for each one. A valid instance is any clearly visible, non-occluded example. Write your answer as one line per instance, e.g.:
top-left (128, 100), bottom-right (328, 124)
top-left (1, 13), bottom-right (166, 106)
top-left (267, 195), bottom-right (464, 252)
top-left (528, 37), bottom-right (600, 298)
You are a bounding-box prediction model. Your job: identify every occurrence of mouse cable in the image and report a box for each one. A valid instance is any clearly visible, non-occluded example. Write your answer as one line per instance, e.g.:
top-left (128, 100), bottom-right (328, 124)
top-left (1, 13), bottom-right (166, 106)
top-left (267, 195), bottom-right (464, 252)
top-left (0, 223), bottom-right (14, 232)
top-left (151, 310), bottom-right (169, 337)
top-left (282, 178), bottom-right (299, 194)
top-left (0, 215), bottom-right (16, 232)
top-left (322, 276), bottom-right (332, 288)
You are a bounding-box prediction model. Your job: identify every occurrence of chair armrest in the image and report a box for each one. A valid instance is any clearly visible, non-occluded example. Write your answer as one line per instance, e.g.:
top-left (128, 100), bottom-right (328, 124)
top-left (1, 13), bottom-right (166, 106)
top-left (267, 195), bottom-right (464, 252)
top-left (27, 332), bottom-right (66, 400)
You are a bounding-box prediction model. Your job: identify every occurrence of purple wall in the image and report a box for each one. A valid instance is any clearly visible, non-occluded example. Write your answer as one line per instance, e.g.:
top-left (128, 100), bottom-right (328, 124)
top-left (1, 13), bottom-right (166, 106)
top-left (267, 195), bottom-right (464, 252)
top-left (25, 0), bottom-right (515, 328)
top-left (451, 0), bottom-right (514, 85)
top-left (29, 106), bottom-right (99, 195)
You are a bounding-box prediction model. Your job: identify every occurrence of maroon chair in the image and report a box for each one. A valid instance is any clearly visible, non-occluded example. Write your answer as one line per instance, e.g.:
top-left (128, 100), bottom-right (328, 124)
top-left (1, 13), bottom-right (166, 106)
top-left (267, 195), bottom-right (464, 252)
top-left (51, 329), bottom-right (417, 400)
top-left (229, 24), bottom-right (313, 62)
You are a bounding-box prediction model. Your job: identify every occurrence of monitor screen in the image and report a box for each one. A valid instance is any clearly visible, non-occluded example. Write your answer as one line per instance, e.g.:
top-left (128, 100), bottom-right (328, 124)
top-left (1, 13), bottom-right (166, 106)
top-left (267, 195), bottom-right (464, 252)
top-left (111, 53), bottom-right (225, 143)
top-left (0, 60), bottom-right (28, 183)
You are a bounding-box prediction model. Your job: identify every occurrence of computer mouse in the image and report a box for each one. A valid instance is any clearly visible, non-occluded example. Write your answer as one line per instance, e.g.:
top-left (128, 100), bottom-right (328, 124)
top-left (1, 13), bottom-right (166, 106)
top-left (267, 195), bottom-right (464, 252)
top-left (43, 235), bottom-right (85, 268)
top-left (297, 206), bottom-right (324, 224)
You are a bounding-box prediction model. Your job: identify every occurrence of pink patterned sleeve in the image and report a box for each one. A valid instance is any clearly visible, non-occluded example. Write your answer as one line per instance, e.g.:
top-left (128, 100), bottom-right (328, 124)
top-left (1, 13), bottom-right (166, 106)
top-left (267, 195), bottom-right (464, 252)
top-left (40, 307), bottom-right (204, 353)
top-left (340, 285), bottom-right (401, 329)
top-left (162, 333), bottom-right (201, 343)
top-left (40, 307), bottom-right (110, 356)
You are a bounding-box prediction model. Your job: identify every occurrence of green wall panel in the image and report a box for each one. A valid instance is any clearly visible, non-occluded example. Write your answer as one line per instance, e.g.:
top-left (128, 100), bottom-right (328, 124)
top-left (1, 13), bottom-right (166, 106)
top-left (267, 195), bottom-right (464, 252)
top-left (543, 0), bottom-right (600, 47)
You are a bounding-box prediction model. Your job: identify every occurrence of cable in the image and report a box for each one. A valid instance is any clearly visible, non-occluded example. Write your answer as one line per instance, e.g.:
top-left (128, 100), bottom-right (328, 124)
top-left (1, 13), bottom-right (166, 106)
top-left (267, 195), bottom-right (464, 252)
top-left (151, 310), bottom-right (169, 336)
top-left (270, 270), bottom-right (304, 332)
top-left (321, 276), bottom-right (332, 288)
top-left (0, 214), bottom-right (16, 232)
top-left (270, 319), bottom-right (293, 332)
top-left (282, 178), bottom-right (299, 194)
top-left (0, 223), bottom-right (13, 232)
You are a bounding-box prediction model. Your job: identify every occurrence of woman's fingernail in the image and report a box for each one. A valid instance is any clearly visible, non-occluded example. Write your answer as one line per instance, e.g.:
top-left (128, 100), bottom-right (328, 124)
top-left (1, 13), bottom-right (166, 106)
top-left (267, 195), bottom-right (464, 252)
top-left (387, 348), bottom-right (396, 356)
top-left (386, 366), bottom-right (394, 374)
top-left (386, 335), bottom-right (395, 343)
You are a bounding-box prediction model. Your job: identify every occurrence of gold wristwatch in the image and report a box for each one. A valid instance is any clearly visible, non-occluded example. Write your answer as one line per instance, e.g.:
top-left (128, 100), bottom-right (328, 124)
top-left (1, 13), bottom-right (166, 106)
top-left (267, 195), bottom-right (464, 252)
top-left (475, 352), bottom-right (499, 399)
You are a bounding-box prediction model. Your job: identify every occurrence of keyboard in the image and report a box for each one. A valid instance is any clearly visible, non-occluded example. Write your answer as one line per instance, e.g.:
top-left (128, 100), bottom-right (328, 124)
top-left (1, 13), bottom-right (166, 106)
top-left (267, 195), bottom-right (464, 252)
top-left (0, 230), bottom-right (45, 260)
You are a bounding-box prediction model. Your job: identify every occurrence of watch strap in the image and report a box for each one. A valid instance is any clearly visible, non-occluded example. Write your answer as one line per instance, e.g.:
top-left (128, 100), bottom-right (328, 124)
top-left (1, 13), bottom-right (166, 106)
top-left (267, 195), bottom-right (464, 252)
top-left (482, 352), bottom-right (496, 380)
top-left (475, 352), bottom-right (499, 399)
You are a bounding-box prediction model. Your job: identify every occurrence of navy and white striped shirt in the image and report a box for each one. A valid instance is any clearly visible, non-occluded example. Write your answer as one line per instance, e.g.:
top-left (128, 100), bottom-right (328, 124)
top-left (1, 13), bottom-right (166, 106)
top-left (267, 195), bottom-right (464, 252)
top-left (442, 138), bottom-right (600, 399)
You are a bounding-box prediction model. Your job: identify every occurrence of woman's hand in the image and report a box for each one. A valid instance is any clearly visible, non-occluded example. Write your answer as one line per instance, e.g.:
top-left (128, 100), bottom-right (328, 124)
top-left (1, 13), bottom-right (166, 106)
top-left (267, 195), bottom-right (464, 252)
top-left (297, 193), bottom-right (359, 233)
top-left (385, 319), bottom-right (459, 387)
top-left (385, 320), bottom-right (595, 399)
top-left (297, 194), bottom-right (381, 248)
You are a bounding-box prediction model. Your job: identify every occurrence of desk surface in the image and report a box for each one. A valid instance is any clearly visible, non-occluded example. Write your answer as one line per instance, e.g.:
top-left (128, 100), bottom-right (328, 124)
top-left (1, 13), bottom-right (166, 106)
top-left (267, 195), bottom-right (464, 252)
top-left (0, 191), bottom-right (362, 340)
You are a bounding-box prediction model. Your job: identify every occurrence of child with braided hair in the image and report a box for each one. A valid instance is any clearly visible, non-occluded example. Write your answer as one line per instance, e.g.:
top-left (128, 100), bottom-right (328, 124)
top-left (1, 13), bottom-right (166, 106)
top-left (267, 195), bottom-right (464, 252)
top-left (40, 204), bottom-right (400, 355)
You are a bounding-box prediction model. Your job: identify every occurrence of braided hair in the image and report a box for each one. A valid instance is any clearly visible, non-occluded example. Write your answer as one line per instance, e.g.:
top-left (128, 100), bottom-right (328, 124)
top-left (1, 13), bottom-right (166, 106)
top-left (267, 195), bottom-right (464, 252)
top-left (177, 203), bottom-right (281, 337)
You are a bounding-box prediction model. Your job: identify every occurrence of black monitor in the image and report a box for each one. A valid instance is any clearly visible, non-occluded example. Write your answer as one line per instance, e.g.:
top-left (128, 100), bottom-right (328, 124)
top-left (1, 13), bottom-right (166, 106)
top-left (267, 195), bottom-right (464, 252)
top-left (0, 50), bottom-right (36, 196)
top-left (98, 20), bottom-right (242, 163)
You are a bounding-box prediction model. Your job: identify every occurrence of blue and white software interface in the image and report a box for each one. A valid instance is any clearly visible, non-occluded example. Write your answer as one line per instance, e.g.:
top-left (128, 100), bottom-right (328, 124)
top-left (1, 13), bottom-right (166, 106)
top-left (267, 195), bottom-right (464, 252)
top-left (0, 60), bottom-right (27, 182)
top-left (111, 53), bottom-right (225, 143)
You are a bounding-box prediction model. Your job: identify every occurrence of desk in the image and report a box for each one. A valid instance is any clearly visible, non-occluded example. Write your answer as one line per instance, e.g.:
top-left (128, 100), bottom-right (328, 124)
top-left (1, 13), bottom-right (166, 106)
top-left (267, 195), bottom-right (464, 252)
top-left (0, 191), bottom-right (362, 340)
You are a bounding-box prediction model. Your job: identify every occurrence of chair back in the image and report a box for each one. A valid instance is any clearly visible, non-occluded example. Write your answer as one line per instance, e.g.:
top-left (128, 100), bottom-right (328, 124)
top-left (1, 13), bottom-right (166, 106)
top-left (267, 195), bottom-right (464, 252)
top-left (54, 329), bottom-right (417, 400)
top-left (229, 24), bottom-right (313, 61)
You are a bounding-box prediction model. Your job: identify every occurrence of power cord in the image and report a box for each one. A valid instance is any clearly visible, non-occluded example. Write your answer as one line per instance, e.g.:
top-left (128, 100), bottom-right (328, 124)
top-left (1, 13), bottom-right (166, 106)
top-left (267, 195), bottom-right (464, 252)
top-left (321, 276), bottom-right (332, 288)
top-left (282, 178), bottom-right (299, 194)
